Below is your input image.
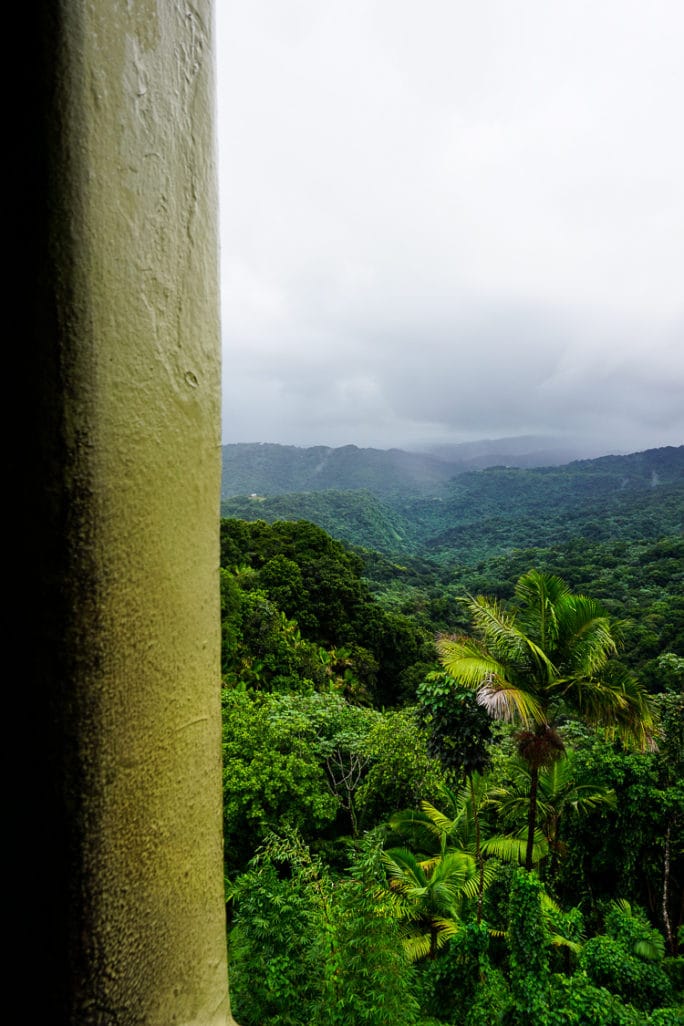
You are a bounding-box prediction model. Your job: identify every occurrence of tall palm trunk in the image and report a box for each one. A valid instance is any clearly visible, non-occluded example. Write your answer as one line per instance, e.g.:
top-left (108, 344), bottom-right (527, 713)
top-left (469, 775), bottom-right (485, 922)
top-left (525, 763), bottom-right (540, 872)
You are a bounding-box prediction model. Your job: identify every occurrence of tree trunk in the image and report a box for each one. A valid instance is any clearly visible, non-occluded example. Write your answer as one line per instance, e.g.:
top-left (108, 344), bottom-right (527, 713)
top-left (663, 821), bottom-right (675, 955)
top-left (525, 764), bottom-right (540, 872)
top-left (470, 776), bottom-right (485, 923)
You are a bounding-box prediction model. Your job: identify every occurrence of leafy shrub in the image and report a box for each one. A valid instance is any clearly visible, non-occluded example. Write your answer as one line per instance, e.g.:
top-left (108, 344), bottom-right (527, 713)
top-left (581, 935), bottom-right (673, 1012)
top-left (548, 972), bottom-right (645, 1026)
top-left (230, 833), bottom-right (422, 1026)
top-left (506, 871), bottom-right (551, 1025)
top-left (645, 1009), bottom-right (684, 1026)
top-left (414, 925), bottom-right (510, 1026)
top-left (228, 860), bottom-right (318, 1026)
top-left (662, 957), bottom-right (684, 998)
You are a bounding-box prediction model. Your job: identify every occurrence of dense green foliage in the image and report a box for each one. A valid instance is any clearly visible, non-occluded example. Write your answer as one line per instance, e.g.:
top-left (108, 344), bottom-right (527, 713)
top-left (221, 488), bottom-right (416, 553)
top-left (221, 445), bottom-right (684, 564)
top-left (219, 448), bottom-right (683, 1022)
top-left (437, 570), bottom-right (654, 869)
top-left (228, 832), bottom-right (422, 1026)
top-left (366, 535), bottom-right (684, 698)
top-left (220, 517), bottom-right (437, 705)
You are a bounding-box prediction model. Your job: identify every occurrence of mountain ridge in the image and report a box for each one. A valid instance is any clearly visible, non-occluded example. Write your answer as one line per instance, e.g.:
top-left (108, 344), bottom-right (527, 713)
top-left (220, 444), bottom-right (683, 564)
top-left (221, 437), bottom-right (640, 500)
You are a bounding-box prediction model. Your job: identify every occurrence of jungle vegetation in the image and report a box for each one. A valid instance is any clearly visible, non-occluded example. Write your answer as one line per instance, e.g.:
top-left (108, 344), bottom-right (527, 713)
top-left (219, 447), bottom-right (683, 1024)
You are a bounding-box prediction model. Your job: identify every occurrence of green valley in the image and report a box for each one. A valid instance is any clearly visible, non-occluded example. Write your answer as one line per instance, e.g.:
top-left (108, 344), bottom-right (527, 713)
top-left (219, 443), bottom-right (683, 1025)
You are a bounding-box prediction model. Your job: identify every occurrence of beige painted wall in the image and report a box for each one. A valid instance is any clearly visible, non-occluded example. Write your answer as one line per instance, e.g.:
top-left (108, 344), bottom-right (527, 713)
top-left (23, 3), bottom-right (234, 1022)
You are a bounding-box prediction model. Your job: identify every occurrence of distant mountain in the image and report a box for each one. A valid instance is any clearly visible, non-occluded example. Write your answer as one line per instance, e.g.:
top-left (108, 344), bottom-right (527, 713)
top-left (220, 436), bottom-right (602, 500)
top-left (409, 445), bottom-right (684, 562)
top-left (221, 442), bottom-right (461, 499)
top-left (220, 445), bottom-right (684, 564)
top-left (417, 435), bottom-right (609, 470)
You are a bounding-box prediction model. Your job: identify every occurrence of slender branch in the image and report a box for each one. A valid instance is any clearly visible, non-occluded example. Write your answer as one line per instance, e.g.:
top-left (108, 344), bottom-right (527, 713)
top-left (663, 821), bottom-right (674, 955)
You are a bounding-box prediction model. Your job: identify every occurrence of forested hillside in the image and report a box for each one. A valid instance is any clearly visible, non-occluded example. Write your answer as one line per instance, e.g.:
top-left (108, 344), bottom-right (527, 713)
top-left (220, 435), bottom-right (606, 500)
top-left (220, 488), bottom-right (413, 553)
top-left (219, 446), bottom-right (683, 1024)
top-left (221, 445), bottom-right (683, 562)
top-left (221, 442), bottom-right (461, 497)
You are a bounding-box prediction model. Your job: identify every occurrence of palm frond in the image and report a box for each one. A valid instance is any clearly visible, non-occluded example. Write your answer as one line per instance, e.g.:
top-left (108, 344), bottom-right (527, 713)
top-left (418, 853), bottom-right (444, 873)
top-left (428, 878), bottom-right (461, 908)
top-left (515, 569), bottom-right (569, 653)
top-left (437, 628), bottom-right (552, 725)
top-left (480, 860), bottom-right (501, 892)
top-left (475, 678), bottom-right (545, 725)
top-left (460, 873), bottom-right (484, 902)
top-left (467, 595), bottom-right (534, 664)
top-left (435, 638), bottom-right (507, 687)
top-left (382, 847), bottom-right (428, 889)
top-left (420, 800), bottom-right (460, 837)
top-left (389, 808), bottom-right (444, 853)
top-left (566, 785), bottom-right (617, 815)
top-left (486, 791), bottom-right (530, 826)
top-left (634, 938), bottom-right (665, 962)
top-left (515, 569), bottom-right (571, 608)
top-left (557, 595), bottom-right (618, 673)
top-left (558, 669), bottom-right (655, 751)
top-left (437, 572), bottom-right (652, 766)
top-left (609, 899), bottom-right (665, 961)
top-left (432, 916), bottom-right (462, 942)
top-left (399, 920), bottom-right (457, 962)
top-left (481, 830), bottom-right (548, 865)
top-left (400, 931), bottom-right (433, 962)
top-left (548, 932), bottom-right (583, 953)
top-left (540, 890), bottom-right (562, 915)
top-left (437, 849), bottom-right (478, 880)
top-left (538, 890), bottom-right (586, 951)
top-left (539, 755), bottom-right (617, 813)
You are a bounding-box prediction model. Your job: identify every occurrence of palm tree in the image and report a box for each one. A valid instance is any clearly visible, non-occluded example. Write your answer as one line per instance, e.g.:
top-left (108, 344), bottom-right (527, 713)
top-left (389, 779), bottom-right (547, 921)
top-left (437, 569), bottom-right (653, 870)
top-left (488, 750), bottom-right (617, 881)
top-left (380, 845), bottom-right (479, 960)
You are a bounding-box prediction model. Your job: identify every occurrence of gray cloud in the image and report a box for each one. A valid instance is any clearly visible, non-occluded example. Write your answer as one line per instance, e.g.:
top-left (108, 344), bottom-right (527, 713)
top-left (216, 1), bottom-right (684, 454)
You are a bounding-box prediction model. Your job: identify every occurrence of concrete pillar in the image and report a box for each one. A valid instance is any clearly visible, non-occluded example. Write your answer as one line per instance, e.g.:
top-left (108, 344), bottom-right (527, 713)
top-left (15, 3), bottom-right (233, 1022)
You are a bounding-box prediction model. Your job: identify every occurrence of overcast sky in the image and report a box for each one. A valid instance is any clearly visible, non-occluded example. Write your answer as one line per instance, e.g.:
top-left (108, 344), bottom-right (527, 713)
top-left (215, 1), bottom-right (683, 456)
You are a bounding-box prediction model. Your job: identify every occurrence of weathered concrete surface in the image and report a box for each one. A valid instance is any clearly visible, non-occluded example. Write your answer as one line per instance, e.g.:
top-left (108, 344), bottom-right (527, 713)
top-left (22, 2), bottom-right (233, 1022)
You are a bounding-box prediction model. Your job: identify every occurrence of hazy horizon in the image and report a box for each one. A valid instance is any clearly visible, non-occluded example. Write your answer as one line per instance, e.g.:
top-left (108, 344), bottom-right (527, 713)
top-left (216, 3), bottom-right (683, 456)
top-left (220, 435), bottom-right (684, 465)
